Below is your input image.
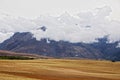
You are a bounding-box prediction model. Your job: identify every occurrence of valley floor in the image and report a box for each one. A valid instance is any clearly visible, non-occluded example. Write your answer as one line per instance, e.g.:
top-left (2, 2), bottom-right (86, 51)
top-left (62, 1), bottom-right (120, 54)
top-left (0, 59), bottom-right (120, 80)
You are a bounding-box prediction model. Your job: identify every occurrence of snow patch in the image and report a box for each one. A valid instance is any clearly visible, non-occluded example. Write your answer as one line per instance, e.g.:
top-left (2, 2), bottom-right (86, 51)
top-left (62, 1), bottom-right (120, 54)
top-left (116, 43), bottom-right (120, 48)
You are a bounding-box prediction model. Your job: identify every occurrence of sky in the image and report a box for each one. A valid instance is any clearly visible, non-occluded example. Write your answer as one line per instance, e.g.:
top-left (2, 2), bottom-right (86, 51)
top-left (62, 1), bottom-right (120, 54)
top-left (0, 0), bottom-right (120, 21)
top-left (0, 0), bottom-right (120, 44)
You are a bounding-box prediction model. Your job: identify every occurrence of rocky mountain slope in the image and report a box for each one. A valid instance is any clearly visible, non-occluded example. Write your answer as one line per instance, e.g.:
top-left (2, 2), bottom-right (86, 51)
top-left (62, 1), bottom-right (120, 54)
top-left (0, 32), bottom-right (120, 61)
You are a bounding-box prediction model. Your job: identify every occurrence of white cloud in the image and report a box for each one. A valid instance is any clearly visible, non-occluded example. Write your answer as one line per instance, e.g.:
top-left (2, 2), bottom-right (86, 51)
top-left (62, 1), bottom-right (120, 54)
top-left (0, 32), bottom-right (14, 43)
top-left (0, 0), bottom-right (120, 21)
top-left (0, 6), bottom-right (120, 43)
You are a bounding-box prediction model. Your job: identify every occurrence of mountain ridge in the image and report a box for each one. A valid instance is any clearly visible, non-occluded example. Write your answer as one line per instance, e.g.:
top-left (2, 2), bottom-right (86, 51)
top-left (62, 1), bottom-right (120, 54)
top-left (0, 32), bottom-right (120, 61)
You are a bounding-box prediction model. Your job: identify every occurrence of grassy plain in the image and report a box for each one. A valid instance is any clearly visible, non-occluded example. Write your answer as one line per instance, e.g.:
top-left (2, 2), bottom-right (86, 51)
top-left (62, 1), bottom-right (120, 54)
top-left (0, 59), bottom-right (120, 80)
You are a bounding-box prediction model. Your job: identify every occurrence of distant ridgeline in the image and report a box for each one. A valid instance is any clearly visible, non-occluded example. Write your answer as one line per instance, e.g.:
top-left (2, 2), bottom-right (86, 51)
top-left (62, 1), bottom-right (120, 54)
top-left (0, 32), bottom-right (120, 61)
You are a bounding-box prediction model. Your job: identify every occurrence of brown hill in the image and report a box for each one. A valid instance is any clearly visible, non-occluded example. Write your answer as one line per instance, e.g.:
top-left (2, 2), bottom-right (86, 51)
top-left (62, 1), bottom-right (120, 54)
top-left (0, 50), bottom-right (51, 59)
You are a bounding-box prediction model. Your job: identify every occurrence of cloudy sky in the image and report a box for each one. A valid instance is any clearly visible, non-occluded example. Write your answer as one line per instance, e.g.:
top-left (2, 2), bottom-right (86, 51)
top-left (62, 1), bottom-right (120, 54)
top-left (0, 0), bottom-right (120, 20)
top-left (0, 0), bottom-right (120, 43)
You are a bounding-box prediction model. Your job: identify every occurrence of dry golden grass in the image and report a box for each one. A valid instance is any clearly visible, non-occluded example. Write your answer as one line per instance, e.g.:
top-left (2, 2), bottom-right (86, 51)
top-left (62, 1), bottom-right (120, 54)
top-left (0, 59), bottom-right (120, 80)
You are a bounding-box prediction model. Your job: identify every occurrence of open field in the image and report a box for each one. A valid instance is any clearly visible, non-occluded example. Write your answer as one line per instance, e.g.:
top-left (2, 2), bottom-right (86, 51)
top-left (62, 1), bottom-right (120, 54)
top-left (0, 59), bottom-right (120, 80)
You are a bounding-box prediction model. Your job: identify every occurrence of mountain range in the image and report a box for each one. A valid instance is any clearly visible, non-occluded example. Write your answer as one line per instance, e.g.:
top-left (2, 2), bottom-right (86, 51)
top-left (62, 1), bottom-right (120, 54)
top-left (0, 7), bottom-right (120, 61)
top-left (0, 32), bottom-right (120, 61)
